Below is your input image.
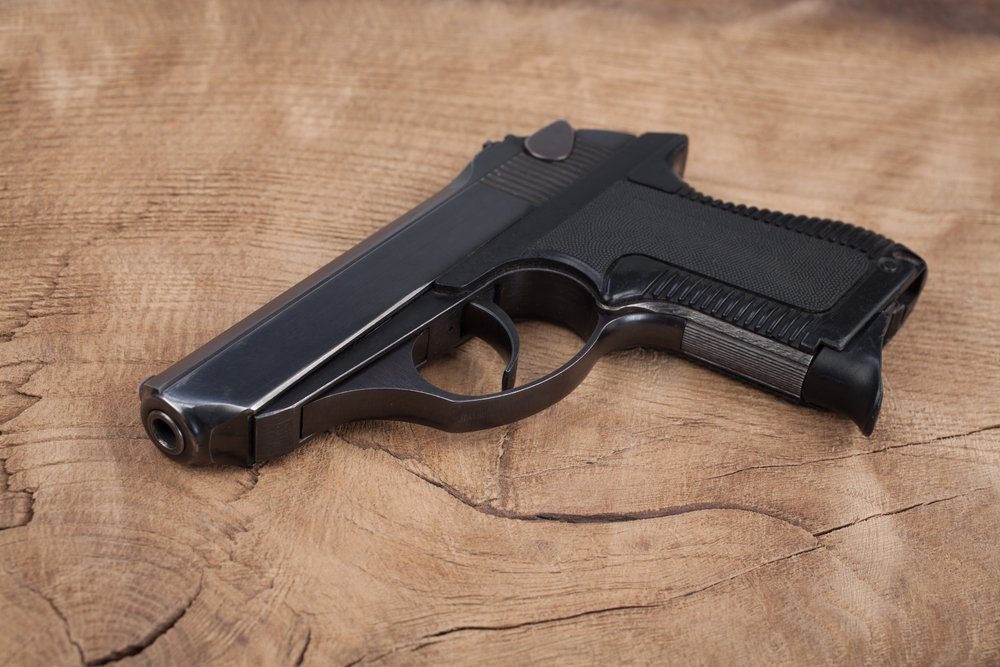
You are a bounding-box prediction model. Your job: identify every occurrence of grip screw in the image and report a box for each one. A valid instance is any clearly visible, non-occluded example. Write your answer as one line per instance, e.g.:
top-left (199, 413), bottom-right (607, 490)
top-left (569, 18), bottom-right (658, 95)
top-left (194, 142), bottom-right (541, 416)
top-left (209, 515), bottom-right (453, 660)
top-left (878, 257), bottom-right (900, 273)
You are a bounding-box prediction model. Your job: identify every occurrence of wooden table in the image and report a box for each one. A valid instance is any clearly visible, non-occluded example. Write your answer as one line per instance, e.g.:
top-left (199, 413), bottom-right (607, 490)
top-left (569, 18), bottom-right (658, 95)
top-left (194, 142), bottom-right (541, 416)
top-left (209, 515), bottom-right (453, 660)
top-left (2, 1), bottom-right (998, 664)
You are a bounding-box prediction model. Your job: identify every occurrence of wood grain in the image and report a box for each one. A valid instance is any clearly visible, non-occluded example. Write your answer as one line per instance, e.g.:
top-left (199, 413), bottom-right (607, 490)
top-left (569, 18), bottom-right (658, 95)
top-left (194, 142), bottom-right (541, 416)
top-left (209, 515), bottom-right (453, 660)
top-left (2, 1), bottom-right (999, 664)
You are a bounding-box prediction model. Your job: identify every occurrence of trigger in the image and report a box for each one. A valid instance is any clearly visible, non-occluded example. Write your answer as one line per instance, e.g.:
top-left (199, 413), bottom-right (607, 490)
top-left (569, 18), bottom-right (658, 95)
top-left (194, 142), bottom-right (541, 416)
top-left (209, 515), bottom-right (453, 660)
top-left (462, 300), bottom-right (520, 391)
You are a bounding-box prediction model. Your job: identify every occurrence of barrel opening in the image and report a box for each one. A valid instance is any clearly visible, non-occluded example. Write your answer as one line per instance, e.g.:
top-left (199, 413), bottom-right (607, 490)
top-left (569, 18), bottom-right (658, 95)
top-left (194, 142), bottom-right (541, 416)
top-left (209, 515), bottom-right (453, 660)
top-left (147, 410), bottom-right (185, 455)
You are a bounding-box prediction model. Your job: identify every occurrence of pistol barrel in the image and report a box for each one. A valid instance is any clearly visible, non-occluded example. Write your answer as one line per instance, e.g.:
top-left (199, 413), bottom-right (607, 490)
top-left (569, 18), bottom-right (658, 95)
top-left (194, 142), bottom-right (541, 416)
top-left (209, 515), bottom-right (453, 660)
top-left (140, 139), bottom-right (535, 464)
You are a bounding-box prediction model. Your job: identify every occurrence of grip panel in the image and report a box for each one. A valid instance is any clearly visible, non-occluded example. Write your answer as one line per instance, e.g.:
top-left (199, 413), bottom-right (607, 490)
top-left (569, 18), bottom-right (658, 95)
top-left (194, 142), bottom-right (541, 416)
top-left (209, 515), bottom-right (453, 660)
top-left (522, 173), bottom-right (913, 355)
top-left (528, 180), bottom-right (874, 313)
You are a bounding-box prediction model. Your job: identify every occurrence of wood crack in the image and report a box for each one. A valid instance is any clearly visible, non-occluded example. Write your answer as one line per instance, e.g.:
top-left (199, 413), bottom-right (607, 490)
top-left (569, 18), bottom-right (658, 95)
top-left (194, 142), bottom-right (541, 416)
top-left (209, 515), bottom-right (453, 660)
top-left (20, 581), bottom-right (85, 665)
top-left (707, 423), bottom-right (1000, 480)
top-left (420, 602), bottom-right (661, 640)
top-left (337, 434), bottom-right (809, 533)
top-left (292, 626), bottom-right (312, 667)
top-left (3, 214), bottom-right (135, 345)
top-left (85, 575), bottom-right (203, 666)
top-left (671, 544), bottom-right (822, 599)
top-left (0, 251), bottom-right (72, 343)
top-left (406, 544), bottom-right (822, 653)
top-left (908, 424), bottom-right (1000, 447)
top-left (0, 361), bottom-right (45, 431)
top-left (0, 359), bottom-right (45, 531)
top-left (813, 487), bottom-right (992, 537)
top-left (229, 463), bottom-right (265, 504)
top-left (0, 455), bottom-right (34, 530)
top-left (494, 424), bottom-right (514, 507)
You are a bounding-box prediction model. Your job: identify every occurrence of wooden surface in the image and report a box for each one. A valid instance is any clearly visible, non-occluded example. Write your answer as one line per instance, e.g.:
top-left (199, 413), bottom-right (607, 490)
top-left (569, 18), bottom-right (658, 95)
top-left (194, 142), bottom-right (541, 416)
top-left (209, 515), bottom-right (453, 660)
top-left (2, 1), bottom-right (999, 664)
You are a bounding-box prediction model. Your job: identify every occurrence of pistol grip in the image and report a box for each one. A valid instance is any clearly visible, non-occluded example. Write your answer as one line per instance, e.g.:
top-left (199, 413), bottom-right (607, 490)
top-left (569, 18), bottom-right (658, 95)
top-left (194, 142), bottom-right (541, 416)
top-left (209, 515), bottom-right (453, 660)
top-left (511, 139), bottom-right (925, 432)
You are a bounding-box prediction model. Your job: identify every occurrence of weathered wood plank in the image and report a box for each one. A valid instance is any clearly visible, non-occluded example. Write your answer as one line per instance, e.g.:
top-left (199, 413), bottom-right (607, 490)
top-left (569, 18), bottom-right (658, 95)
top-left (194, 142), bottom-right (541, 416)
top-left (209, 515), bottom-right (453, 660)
top-left (1, 1), bottom-right (998, 664)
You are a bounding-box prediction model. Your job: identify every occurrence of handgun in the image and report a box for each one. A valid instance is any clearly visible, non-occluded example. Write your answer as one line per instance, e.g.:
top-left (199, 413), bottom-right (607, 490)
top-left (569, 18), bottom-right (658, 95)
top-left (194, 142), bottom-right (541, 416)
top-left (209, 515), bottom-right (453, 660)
top-left (139, 121), bottom-right (927, 466)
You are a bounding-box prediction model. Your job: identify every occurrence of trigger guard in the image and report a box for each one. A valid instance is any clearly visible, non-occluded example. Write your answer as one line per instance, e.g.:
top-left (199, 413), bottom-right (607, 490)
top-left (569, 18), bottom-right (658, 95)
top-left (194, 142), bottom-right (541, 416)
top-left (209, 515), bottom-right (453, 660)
top-left (299, 310), bottom-right (683, 438)
top-left (301, 315), bottom-right (603, 436)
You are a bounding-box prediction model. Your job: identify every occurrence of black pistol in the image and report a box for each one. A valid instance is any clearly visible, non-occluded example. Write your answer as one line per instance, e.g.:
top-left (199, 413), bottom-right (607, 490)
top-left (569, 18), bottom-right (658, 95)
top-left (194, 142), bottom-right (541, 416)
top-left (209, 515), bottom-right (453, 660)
top-left (139, 121), bottom-right (927, 466)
